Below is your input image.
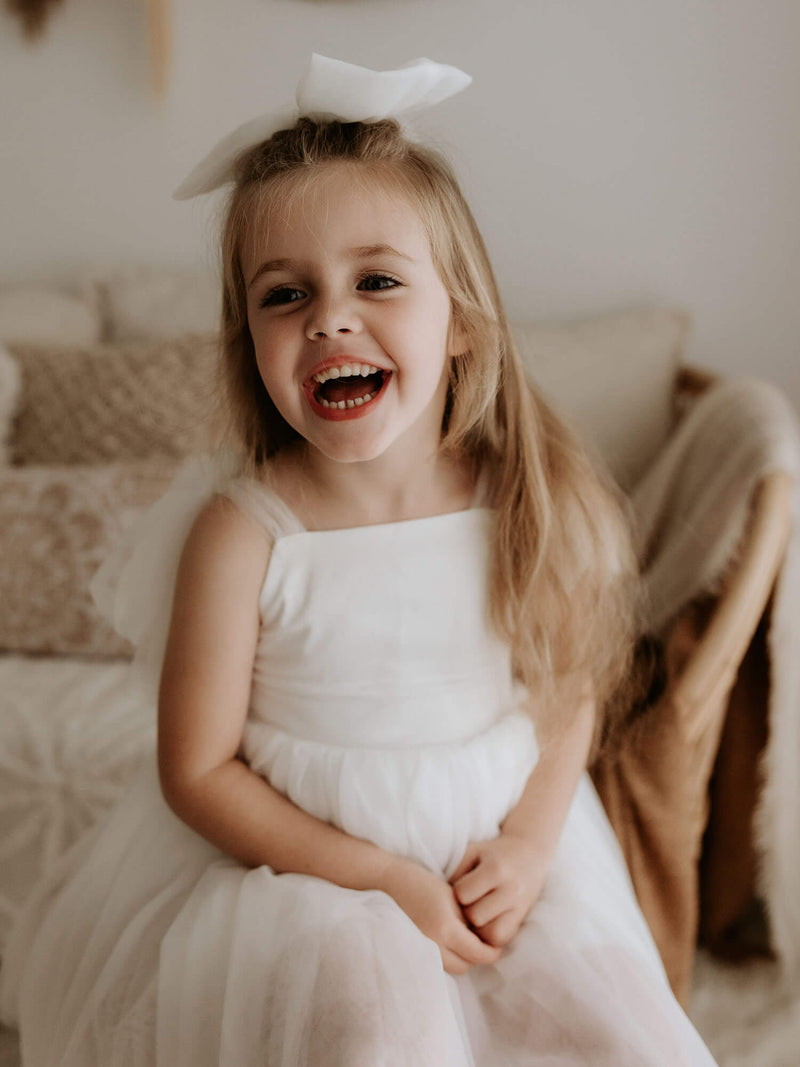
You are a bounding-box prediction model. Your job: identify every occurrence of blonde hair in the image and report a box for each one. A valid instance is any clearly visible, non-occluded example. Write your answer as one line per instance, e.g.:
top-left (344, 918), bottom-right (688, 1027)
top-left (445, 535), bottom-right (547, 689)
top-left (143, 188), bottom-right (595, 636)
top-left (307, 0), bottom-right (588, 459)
top-left (217, 118), bottom-right (639, 754)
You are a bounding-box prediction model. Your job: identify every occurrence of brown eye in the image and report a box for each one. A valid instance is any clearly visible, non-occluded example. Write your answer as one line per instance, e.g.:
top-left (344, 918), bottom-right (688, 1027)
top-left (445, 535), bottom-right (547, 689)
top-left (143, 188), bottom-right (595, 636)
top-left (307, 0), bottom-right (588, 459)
top-left (357, 273), bottom-right (402, 292)
top-left (260, 286), bottom-right (305, 308)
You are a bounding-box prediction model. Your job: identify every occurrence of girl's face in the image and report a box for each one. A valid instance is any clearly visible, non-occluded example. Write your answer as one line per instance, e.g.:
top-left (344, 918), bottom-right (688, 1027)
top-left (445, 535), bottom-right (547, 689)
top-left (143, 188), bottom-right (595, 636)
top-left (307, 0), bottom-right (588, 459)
top-left (243, 166), bottom-right (461, 466)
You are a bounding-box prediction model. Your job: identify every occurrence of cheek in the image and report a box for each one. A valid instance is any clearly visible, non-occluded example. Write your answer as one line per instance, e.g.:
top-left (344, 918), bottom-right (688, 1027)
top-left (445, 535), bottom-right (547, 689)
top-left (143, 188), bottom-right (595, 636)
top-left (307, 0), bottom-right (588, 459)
top-left (251, 341), bottom-right (283, 404)
top-left (413, 302), bottom-right (455, 369)
top-left (253, 352), bottom-right (271, 393)
top-left (419, 288), bottom-right (455, 343)
top-left (251, 326), bottom-right (293, 386)
top-left (389, 296), bottom-right (451, 348)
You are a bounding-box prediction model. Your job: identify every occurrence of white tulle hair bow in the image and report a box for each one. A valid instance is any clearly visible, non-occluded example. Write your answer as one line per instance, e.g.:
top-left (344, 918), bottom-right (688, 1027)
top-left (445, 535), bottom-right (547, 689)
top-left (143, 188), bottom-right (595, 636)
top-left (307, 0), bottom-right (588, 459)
top-left (173, 53), bottom-right (471, 201)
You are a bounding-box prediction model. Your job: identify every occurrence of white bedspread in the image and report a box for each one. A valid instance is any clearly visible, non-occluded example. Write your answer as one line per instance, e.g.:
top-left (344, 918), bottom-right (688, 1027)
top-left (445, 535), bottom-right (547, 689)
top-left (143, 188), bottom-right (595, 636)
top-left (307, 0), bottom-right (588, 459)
top-left (0, 655), bottom-right (154, 951)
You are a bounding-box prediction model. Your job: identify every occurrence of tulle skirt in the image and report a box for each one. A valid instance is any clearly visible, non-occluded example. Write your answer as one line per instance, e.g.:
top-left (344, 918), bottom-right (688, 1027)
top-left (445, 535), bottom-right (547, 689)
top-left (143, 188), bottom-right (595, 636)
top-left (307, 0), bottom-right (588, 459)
top-left (0, 712), bottom-right (716, 1066)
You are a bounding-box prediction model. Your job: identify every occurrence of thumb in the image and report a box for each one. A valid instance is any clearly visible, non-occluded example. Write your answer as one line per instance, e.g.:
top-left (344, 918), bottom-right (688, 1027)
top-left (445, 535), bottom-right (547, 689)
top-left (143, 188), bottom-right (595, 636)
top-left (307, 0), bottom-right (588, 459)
top-left (449, 842), bottom-right (481, 884)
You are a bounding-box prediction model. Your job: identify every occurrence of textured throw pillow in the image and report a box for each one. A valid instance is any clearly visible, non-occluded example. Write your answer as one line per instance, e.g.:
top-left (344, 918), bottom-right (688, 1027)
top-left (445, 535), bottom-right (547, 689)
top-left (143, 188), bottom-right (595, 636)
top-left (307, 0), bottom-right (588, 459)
top-left (513, 307), bottom-right (690, 489)
top-left (9, 333), bottom-right (219, 465)
top-left (0, 462), bottom-right (178, 656)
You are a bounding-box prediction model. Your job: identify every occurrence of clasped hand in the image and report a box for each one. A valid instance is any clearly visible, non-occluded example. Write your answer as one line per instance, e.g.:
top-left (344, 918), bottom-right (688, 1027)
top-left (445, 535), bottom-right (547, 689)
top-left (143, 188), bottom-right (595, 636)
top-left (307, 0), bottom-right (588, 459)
top-left (382, 832), bottom-right (548, 976)
top-left (451, 832), bottom-right (548, 952)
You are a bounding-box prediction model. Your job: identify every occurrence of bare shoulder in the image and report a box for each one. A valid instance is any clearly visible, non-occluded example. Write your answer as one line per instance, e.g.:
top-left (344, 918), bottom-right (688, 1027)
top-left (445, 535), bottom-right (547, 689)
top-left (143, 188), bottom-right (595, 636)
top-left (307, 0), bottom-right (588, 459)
top-left (178, 492), bottom-right (273, 595)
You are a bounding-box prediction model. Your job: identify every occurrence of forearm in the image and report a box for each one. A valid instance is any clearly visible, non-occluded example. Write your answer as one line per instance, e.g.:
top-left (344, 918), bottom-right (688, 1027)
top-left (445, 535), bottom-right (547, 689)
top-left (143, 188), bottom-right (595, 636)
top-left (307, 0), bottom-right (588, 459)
top-left (161, 756), bottom-right (401, 893)
top-left (501, 689), bottom-right (595, 863)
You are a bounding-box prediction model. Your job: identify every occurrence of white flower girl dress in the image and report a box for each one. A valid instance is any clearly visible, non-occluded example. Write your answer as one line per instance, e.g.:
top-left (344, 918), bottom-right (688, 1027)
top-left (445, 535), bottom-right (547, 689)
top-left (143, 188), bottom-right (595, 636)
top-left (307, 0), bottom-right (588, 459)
top-left (0, 454), bottom-right (716, 1066)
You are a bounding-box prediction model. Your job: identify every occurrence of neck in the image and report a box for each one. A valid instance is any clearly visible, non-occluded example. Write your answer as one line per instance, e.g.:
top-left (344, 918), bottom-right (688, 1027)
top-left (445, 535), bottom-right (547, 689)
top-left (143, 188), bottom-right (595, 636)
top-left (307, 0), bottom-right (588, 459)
top-left (272, 435), bottom-right (473, 530)
top-left (309, 448), bottom-right (445, 522)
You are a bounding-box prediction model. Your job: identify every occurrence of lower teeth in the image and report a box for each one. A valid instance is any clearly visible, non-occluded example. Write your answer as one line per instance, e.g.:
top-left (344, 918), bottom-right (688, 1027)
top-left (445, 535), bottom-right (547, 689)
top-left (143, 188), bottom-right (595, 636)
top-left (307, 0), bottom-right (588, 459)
top-left (319, 391), bottom-right (376, 410)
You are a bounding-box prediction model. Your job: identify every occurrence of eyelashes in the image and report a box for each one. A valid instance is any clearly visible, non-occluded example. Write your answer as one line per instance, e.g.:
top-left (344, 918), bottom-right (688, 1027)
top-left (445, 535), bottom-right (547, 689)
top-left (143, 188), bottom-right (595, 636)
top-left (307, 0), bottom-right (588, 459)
top-left (259, 286), bottom-right (304, 308)
top-left (258, 272), bottom-right (403, 309)
top-left (357, 272), bottom-right (402, 292)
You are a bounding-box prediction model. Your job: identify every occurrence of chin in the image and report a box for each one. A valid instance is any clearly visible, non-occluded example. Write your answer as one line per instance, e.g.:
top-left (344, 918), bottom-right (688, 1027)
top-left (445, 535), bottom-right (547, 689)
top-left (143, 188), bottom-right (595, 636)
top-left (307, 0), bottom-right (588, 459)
top-left (314, 438), bottom-right (394, 465)
top-left (301, 413), bottom-right (399, 465)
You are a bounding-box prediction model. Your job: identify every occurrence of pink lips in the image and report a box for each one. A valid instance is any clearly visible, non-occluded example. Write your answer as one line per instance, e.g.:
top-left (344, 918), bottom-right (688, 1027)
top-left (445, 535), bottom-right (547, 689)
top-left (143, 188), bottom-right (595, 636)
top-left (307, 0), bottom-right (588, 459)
top-left (302, 359), bottom-right (392, 422)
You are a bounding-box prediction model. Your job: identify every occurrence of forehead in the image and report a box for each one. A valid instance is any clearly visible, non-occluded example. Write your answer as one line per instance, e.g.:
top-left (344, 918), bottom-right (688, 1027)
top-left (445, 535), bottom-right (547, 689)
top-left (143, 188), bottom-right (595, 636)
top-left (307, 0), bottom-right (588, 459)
top-left (241, 164), bottom-right (434, 269)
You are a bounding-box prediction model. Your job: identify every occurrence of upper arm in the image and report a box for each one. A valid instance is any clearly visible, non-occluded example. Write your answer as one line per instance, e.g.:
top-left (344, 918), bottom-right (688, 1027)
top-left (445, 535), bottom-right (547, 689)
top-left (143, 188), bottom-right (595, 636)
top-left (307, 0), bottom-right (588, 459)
top-left (157, 494), bottom-right (272, 803)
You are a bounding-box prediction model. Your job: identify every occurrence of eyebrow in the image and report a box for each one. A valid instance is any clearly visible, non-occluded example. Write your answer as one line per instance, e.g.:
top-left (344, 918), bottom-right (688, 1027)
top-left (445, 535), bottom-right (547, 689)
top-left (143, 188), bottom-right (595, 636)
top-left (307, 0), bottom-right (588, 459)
top-left (247, 244), bottom-right (414, 289)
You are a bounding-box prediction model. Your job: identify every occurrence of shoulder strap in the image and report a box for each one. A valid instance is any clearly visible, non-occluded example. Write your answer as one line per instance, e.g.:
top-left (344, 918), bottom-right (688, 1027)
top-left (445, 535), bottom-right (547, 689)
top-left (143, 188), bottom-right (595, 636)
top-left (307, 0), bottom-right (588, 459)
top-left (221, 475), bottom-right (307, 541)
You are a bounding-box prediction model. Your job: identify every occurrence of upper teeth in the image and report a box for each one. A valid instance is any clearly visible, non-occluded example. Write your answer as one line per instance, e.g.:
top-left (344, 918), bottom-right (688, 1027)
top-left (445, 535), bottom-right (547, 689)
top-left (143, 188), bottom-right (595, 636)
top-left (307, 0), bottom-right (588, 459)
top-left (312, 363), bottom-right (382, 384)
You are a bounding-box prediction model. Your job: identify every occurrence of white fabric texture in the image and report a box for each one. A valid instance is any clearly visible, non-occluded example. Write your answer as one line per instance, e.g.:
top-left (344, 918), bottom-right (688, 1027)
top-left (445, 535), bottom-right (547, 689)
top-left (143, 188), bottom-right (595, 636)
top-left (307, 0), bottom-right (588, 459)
top-left (1, 460), bottom-right (716, 1065)
top-left (0, 657), bottom-right (154, 951)
top-left (630, 376), bottom-right (800, 977)
top-left (173, 54), bottom-right (472, 200)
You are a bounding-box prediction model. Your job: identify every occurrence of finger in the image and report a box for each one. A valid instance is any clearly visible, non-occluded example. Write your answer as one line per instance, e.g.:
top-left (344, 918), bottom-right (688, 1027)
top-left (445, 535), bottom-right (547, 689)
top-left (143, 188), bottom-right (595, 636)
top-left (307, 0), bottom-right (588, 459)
top-left (452, 860), bottom-right (497, 907)
top-left (451, 921), bottom-right (503, 966)
top-left (441, 948), bottom-right (474, 976)
top-left (475, 909), bottom-right (522, 949)
top-left (449, 843), bottom-right (480, 884)
top-left (464, 888), bottom-right (512, 930)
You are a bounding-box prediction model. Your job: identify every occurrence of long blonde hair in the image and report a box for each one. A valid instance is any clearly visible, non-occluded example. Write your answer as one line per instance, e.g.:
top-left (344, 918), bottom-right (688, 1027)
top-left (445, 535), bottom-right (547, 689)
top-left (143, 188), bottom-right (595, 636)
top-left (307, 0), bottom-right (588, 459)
top-left (217, 118), bottom-right (639, 753)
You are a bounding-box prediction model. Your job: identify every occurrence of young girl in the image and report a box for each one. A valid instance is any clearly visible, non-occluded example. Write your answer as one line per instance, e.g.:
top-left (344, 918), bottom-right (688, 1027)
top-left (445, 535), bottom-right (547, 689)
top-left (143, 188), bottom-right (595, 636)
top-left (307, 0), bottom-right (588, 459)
top-left (1, 55), bottom-right (716, 1066)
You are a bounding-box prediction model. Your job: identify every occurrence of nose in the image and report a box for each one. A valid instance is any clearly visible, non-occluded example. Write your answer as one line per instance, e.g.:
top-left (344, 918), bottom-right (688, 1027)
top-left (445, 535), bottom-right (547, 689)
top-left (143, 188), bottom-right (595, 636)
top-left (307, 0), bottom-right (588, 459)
top-left (304, 291), bottom-right (361, 341)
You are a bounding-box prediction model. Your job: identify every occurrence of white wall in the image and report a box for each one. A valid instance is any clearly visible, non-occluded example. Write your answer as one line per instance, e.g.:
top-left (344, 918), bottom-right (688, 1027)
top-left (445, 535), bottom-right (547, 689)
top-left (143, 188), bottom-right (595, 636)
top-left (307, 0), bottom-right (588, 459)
top-left (1, 0), bottom-right (798, 409)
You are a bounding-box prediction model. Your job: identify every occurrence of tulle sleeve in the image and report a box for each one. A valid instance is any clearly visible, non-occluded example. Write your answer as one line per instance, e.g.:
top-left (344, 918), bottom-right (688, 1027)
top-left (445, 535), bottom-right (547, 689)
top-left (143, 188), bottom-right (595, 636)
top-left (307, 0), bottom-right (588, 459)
top-left (90, 449), bottom-right (243, 700)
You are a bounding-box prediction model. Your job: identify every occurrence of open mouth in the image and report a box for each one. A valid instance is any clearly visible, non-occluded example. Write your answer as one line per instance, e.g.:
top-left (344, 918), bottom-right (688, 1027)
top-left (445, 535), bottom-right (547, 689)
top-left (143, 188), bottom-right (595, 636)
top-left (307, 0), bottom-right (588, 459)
top-left (306, 362), bottom-right (391, 416)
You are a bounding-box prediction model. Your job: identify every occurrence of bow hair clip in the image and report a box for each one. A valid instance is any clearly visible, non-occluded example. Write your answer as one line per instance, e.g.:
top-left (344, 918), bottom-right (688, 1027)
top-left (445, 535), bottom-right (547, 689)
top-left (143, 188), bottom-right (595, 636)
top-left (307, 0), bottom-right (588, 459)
top-left (173, 53), bottom-right (471, 200)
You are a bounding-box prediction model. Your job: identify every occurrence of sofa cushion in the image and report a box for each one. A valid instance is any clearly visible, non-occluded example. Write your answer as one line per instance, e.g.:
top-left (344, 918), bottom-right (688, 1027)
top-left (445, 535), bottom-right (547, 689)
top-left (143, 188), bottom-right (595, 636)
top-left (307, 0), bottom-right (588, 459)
top-left (0, 461), bottom-right (177, 656)
top-left (513, 307), bottom-right (690, 488)
top-left (0, 283), bottom-right (102, 347)
top-left (9, 333), bottom-right (218, 465)
top-left (101, 265), bottom-right (220, 342)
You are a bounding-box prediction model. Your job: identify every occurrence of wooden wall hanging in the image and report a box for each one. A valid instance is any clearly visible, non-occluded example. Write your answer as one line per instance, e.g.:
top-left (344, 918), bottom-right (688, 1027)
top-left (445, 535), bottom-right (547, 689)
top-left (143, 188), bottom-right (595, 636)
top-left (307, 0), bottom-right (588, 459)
top-left (5, 0), bottom-right (64, 38)
top-left (6, 0), bottom-right (172, 99)
top-left (146, 0), bottom-right (172, 100)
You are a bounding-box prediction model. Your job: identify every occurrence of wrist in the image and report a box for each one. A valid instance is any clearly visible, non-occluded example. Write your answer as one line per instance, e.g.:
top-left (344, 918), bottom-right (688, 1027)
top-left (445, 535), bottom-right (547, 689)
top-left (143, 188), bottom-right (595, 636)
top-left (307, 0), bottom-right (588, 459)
top-left (373, 853), bottom-right (418, 897)
top-left (499, 823), bottom-right (557, 869)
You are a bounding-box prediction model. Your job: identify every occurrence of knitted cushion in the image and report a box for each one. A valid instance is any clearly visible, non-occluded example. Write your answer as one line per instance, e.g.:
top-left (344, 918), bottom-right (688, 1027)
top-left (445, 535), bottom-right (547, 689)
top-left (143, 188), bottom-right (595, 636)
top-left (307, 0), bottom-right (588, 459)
top-left (9, 333), bottom-right (219, 465)
top-left (0, 462), bottom-right (178, 656)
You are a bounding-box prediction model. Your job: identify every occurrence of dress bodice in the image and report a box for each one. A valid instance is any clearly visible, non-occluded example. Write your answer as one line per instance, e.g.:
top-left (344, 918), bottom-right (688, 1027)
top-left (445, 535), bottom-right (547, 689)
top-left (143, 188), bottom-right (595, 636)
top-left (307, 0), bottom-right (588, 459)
top-left (223, 478), bottom-right (517, 749)
top-left (219, 477), bottom-right (535, 877)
